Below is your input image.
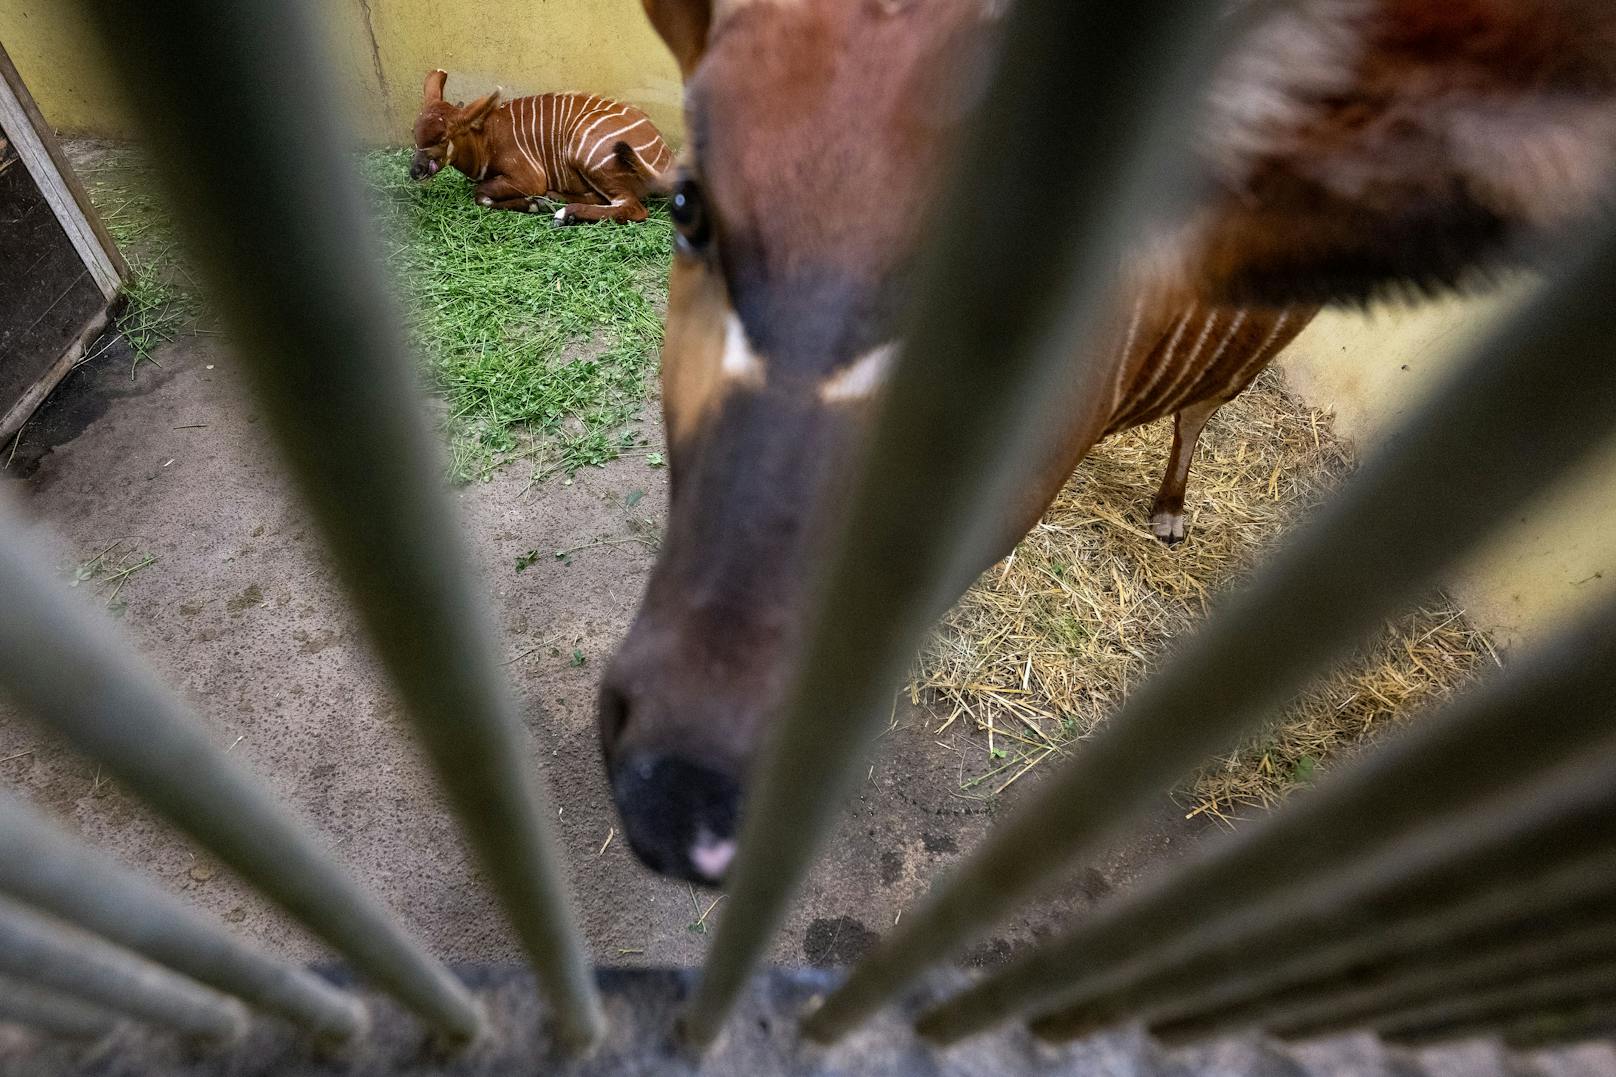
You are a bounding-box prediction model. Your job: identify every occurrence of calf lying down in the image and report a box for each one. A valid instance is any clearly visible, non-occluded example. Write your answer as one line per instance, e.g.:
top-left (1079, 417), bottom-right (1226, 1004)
top-left (409, 69), bottom-right (672, 224)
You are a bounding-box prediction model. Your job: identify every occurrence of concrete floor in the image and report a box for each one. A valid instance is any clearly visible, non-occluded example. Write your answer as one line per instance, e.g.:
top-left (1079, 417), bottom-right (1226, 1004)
top-left (0, 330), bottom-right (1219, 977)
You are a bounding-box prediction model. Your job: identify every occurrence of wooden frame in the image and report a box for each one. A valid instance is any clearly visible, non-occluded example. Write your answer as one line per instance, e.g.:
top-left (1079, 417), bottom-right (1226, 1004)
top-left (0, 38), bottom-right (125, 446)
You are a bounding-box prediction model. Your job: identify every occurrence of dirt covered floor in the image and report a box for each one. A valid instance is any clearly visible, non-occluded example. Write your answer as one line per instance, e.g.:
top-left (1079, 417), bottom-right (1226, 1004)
top-left (0, 331), bottom-right (1216, 975)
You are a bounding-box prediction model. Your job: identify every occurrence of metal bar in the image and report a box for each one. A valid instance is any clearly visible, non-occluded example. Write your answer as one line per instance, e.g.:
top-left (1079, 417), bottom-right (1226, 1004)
top-left (1022, 753), bottom-right (1616, 1042)
top-left (0, 897), bottom-right (245, 1041)
top-left (0, 501), bottom-right (479, 1041)
top-left (0, 789), bottom-right (365, 1041)
top-left (0, 974), bottom-right (118, 1040)
top-left (1144, 858), bottom-right (1616, 1044)
top-left (66, 0), bottom-right (603, 1048)
top-left (914, 597), bottom-right (1616, 1042)
top-left (683, 0), bottom-right (1231, 1047)
top-left (1248, 913), bottom-right (1616, 1042)
top-left (1495, 996), bottom-right (1616, 1049)
top-left (805, 208), bottom-right (1616, 1041)
top-left (1374, 962), bottom-right (1616, 1045)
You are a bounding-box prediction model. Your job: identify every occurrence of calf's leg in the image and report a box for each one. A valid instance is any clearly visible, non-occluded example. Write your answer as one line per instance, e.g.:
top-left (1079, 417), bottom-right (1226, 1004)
top-left (553, 164), bottom-right (650, 225)
top-left (472, 176), bottom-right (541, 213)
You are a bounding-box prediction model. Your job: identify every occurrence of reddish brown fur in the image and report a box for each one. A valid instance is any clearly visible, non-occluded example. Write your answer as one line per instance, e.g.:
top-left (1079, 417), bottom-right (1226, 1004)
top-left (595, 0), bottom-right (1616, 883)
top-left (410, 70), bottom-right (673, 224)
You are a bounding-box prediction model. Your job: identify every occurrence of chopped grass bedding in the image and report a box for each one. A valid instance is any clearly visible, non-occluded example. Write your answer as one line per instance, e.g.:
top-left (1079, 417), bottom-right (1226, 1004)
top-left (81, 145), bottom-right (672, 482)
top-left (361, 151), bottom-right (672, 481)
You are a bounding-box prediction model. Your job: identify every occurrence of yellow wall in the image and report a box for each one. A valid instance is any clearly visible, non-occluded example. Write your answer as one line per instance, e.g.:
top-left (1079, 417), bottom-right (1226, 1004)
top-left (0, 0), bottom-right (683, 146)
top-left (1281, 286), bottom-right (1616, 656)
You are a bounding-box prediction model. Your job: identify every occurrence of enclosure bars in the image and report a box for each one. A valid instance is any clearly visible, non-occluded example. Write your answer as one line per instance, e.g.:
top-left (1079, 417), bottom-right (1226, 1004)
top-left (0, 504), bottom-right (477, 1040)
top-left (681, 0), bottom-right (1231, 1046)
top-left (0, 976), bottom-right (118, 1041)
top-left (0, 788), bottom-right (366, 1040)
top-left (0, 896), bottom-right (247, 1042)
top-left (801, 211), bottom-right (1616, 1041)
top-left (912, 594), bottom-right (1616, 1043)
top-left (71, 0), bottom-right (603, 1049)
top-left (1024, 710), bottom-right (1616, 1038)
top-left (4, 0), bottom-right (1614, 1066)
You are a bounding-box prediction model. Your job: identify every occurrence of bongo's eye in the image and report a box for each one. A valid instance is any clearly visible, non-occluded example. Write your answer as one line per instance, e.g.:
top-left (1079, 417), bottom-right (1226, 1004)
top-left (670, 179), bottom-right (710, 253)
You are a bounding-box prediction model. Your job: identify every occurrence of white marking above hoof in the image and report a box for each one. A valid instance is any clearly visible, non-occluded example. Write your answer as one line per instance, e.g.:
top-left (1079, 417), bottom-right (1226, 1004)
top-left (554, 207), bottom-right (568, 222)
top-left (1150, 511), bottom-right (1187, 544)
top-left (478, 196), bottom-right (492, 206)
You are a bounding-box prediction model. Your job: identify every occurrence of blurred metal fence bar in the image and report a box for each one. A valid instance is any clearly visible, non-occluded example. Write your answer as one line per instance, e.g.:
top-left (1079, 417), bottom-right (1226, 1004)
top-left (0, 974), bottom-right (118, 1040)
top-left (0, 504), bottom-right (479, 1041)
top-left (915, 596), bottom-right (1616, 1043)
top-left (1149, 881), bottom-right (1616, 1044)
top-left (0, 789), bottom-right (366, 1041)
top-left (0, 897), bottom-right (246, 1042)
top-left (1492, 998), bottom-right (1616, 1050)
top-left (804, 208), bottom-right (1616, 1042)
top-left (1024, 748), bottom-right (1616, 1041)
top-left (68, 0), bottom-right (604, 1048)
top-left (1374, 962), bottom-right (1616, 1046)
top-left (1245, 915), bottom-right (1616, 1042)
top-left (682, 0), bottom-right (1230, 1046)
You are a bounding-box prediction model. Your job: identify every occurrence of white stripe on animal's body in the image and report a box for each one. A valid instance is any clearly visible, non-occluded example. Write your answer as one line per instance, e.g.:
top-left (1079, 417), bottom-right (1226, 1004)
top-left (1107, 296), bottom-right (1148, 414)
top-left (536, 98), bottom-right (550, 185)
top-left (1247, 309), bottom-right (1291, 370)
top-left (820, 342), bottom-right (898, 403)
top-left (549, 96), bottom-right (562, 182)
top-left (546, 97), bottom-right (559, 183)
top-left (1134, 309), bottom-right (1192, 411)
top-left (513, 100), bottom-right (542, 181)
top-left (721, 314), bottom-right (767, 385)
top-left (575, 105), bottom-right (634, 157)
top-left (1155, 309), bottom-right (1221, 416)
top-left (1204, 311), bottom-right (1247, 375)
top-left (587, 118), bottom-right (651, 168)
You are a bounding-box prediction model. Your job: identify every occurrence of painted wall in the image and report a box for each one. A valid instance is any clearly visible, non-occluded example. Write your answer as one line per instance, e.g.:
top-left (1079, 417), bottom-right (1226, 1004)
top-left (1280, 285), bottom-right (1616, 656)
top-left (0, 0), bottom-right (683, 146)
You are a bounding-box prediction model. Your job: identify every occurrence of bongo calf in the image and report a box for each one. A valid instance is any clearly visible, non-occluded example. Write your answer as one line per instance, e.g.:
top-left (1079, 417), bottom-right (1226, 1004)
top-left (409, 69), bottom-right (673, 224)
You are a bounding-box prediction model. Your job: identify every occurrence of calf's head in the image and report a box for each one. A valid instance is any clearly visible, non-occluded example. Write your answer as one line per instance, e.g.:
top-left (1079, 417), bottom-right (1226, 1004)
top-left (409, 70), bottom-right (499, 181)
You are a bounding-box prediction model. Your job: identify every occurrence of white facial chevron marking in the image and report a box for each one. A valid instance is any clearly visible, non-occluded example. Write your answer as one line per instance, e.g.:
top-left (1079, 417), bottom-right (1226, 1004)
top-left (721, 313), bottom-right (767, 385)
top-left (820, 342), bottom-right (898, 403)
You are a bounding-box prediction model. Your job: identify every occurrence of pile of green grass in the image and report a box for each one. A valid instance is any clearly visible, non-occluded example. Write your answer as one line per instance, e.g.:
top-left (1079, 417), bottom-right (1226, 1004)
top-left (361, 150), bottom-right (672, 481)
top-left (78, 148), bottom-right (203, 372)
top-left (80, 146), bottom-right (672, 483)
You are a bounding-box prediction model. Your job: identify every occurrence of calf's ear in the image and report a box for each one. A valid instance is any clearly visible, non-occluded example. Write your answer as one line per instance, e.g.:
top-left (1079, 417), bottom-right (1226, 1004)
top-left (458, 88), bottom-right (502, 131)
top-left (422, 69), bottom-right (447, 105)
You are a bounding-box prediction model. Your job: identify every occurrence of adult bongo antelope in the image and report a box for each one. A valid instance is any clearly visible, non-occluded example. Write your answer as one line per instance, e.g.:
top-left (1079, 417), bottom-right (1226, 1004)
top-left (598, 0), bottom-right (1616, 883)
top-left (409, 70), bottom-right (673, 223)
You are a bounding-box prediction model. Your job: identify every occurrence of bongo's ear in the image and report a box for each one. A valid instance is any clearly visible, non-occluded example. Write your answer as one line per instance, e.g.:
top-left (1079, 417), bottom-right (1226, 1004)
top-left (641, 0), bottom-right (713, 79)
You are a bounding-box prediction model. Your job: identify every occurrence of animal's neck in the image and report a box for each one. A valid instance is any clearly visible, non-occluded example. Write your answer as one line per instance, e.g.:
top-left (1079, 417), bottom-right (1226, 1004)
top-left (448, 131), bottom-right (488, 181)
